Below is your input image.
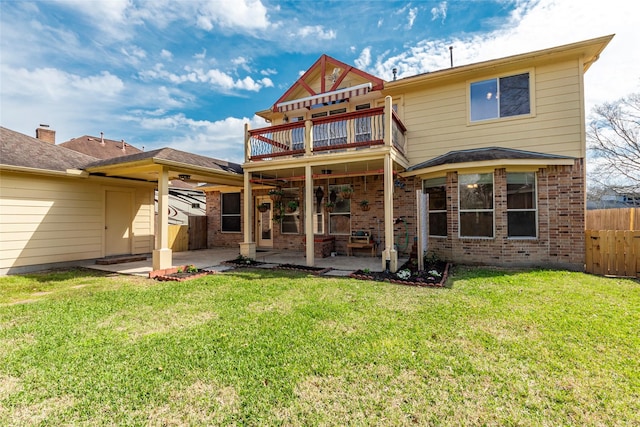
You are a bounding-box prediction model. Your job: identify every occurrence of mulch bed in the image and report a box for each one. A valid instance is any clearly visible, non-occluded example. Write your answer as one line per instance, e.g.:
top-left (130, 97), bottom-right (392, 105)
top-left (350, 260), bottom-right (450, 288)
top-left (151, 266), bottom-right (215, 282)
top-left (223, 258), bottom-right (265, 267)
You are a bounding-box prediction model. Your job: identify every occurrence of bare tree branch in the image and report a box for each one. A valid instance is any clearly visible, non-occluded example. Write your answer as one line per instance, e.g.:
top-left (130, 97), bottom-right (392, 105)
top-left (587, 92), bottom-right (640, 187)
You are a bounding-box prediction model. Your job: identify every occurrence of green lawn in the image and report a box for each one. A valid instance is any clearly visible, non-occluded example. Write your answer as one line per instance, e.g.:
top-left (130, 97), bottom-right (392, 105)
top-left (0, 267), bottom-right (638, 426)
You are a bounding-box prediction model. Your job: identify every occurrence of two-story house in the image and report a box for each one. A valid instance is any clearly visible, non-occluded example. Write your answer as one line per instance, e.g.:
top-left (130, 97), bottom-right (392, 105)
top-left (234, 35), bottom-right (613, 272)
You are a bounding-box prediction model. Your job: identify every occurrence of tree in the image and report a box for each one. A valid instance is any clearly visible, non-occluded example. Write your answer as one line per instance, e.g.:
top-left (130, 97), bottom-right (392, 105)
top-left (587, 92), bottom-right (640, 186)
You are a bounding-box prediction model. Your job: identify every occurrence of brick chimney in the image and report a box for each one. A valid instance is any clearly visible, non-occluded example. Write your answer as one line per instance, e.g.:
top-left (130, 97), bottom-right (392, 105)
top-left (35, 125), bottom-right (56, 144)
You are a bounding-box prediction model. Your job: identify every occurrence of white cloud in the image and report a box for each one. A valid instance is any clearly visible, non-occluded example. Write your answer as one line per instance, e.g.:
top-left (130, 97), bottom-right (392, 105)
top-left (295, 26), bottom-right (336, 40)
top-left (193, 49), bottom-right (207, 60)
top-left (355, 47), bottom-right (372, 69)
top-left (260, 68), bottom-right (277, 76)
top-left (59, 0), bottom-right (132, 23)
top-left (370, 0), bottom-right (637, 116)
top-left (0, 66), bottom-right (126, 143)
top-left (196, 0), bottom-right (271, 32)
top-left (232, 56), bottom-right (252, 73)
top-left (138, 64), bottom-right (273, 92)
top-left (407, 7), bottom-right (418, 30)
top-left (119, 45), bottom-right (147, 66)
top-left (160, 49), bottom-right (173, 60)
top-left (431, 1), bottom-right (447, 23)
top-left (2, 66), bottom-right (124, 99)
top-left (131, 113), bottom-right (266, 163)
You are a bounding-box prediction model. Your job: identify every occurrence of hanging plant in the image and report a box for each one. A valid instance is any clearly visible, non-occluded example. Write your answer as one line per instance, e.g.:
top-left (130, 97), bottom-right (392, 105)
top-left (339, 186), bottom-right (353, 199)
top-left (359, 200), bottom-right (370, 211)
top-left (257, 203), bottom-right (269, 213)
top-left (268, 188), bottom-right (284, 202)
top-left (285, 200), bottom-right (298, 213)
top-left (324, 201), bottom-right (335, 213)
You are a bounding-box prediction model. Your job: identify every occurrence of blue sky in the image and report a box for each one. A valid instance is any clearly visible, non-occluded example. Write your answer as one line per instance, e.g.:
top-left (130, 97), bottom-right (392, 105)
top-left (1, 0), bottom-right (636, 164)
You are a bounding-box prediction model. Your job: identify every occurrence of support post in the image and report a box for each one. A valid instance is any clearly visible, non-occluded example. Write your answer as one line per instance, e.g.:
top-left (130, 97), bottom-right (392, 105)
top-left (305, 120), bottom-right (313, 155)
top-left (240, 169), bottom-right (256, 259)
top-left (305, 165), bottom-right (315, 267)
top-left (382, 153), bottom-right (398, 272)
top-left (153, 167), bottom-right (172, 271)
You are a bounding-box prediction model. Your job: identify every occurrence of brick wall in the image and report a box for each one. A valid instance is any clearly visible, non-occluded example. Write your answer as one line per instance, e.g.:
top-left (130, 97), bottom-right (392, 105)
top-left (426, 159), bottom-right (585, 270)
top-left (205, 191), bottom-right (243, 248)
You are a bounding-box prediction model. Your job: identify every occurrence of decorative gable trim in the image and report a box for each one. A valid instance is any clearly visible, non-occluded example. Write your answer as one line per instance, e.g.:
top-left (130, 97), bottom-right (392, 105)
top-left (276, 83), bottom-right (372, 112)
top-left (272, 54), bottom-right (384, 112)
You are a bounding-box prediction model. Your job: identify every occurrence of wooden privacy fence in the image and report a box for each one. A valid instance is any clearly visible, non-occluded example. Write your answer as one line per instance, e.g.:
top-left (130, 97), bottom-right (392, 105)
top-left (585, 208), bottom-right (639, 278)
top-left (167, 216), bottom-right (208, 252)
top-left (168, 225), bottom-right (188, 252)
top-left (586, 208), bottom-right (638, 230)
top-left (585, 230), bottom-right (640, 277)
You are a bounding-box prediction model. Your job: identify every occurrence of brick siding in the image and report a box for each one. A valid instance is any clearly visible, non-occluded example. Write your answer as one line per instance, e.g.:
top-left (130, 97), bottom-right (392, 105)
top-left (426, 159), bottom-right (585, 270)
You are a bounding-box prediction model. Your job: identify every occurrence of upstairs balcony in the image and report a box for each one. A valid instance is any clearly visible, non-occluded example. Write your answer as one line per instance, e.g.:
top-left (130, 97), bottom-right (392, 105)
top-left (246, 106), bottom-right (407, 162)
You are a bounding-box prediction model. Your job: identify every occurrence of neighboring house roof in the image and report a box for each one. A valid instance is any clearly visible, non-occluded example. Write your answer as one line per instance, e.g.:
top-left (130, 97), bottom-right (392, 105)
top-left (59, 135), bottom-right (142, 159)
top-left (85, 147), bottom-right (244, 185)
top-left (0, 126), bottom-right (97, 173)
top-left (87, 147), bottom-right (243, 174)
top-left (1, 127), bottom-right (243, 185)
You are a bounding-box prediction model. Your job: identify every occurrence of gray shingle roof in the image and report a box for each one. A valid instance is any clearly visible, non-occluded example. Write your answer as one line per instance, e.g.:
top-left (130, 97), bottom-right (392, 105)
top-left (59, 135), bottom-right (143, 159)
top-left (87, 147), bottom-right (243, 174)
top-left (1, 127), bottom-right (243, 177)
top-left (1, 126), bottom-right (98, 171)
top-left (407, 147), bottom-right (575, 171)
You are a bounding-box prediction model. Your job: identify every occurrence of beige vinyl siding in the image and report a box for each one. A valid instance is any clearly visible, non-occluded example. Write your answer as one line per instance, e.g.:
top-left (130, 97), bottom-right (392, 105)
top-left (133, 188), bottom-right (154, 254)
top-left (0, 172), bottom-right (154, 270)
top-left (403, 59), bottom-right (584, 165)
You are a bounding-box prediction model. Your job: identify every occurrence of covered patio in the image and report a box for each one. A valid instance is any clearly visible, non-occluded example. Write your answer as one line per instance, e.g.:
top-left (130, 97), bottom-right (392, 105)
top-left (81, 248), bottom-right (403, 277)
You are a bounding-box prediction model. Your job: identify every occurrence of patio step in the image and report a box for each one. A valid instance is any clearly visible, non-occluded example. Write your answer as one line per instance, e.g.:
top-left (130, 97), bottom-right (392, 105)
top-left (96, 255), bottom-right (148, 265)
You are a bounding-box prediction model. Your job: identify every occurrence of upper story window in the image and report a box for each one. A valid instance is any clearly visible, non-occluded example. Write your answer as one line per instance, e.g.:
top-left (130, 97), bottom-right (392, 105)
top-left (470, 72), bottom-right (530, 122)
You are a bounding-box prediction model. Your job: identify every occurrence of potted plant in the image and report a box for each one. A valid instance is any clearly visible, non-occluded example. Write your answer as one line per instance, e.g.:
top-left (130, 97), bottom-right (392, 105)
top-left (339, 186), bottom-right (353, 199)
top-left (268, 188), bottom-right (284, 202)
top-left (272, 211), bottom-right (284, 223)
top-left (359, 200), bottom-right (370, 211)
top-left (257, 202), bottom-right (269, 213)
top-left (285, 200), bottom-right (298, 213)
top-left (324, 201), bottom-right (335, 213)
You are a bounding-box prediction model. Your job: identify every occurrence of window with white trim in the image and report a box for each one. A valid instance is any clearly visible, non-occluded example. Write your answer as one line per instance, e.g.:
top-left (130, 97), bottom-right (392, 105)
top-left (423, 177), bottom-right (447, 237)
top-left (470, 73), bottom-right (530, 122)
top-left (507, 172), bottom-right (537, 238)
top-left (281, 188), bottom-right (301, 234)
top-left (459, 174), bottom-right (494, 238)
top-left (221, 193), bottom-right (241, 232)
top-left (328, 184), bottom-right (351, 235)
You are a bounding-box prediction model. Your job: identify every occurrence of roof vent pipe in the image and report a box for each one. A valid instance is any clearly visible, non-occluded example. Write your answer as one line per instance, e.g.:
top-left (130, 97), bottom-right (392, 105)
top-left (100, 131), bottom-right (105, 146)
top-left (449, 46), bottom-right (453, 68)
top-left (392, 68), bottom-right (397, 81)
top-left (121, 139), bottom-right (126, 152)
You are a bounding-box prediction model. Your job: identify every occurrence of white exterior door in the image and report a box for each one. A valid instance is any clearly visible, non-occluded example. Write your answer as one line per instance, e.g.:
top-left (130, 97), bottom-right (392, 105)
top-left (105, 190), bottom-right (132, 256)
top-left (256, 196), bottom-right (273, 248)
